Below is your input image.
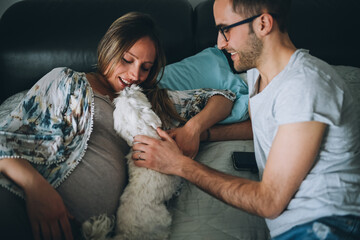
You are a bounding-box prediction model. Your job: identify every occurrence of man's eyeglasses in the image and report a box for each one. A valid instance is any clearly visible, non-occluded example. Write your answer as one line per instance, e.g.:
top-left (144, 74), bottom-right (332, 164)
top-left (216, 14), bottom-right (262, 42)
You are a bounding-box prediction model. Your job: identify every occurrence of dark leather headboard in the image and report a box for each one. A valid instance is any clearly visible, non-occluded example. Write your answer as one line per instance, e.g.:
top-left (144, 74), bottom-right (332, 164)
top-left (0, 0), bottom-right (359, 104)
top-left (0, 0), bottom-right (194, 103)
top-left (289, 0), bottom-right (360, 67)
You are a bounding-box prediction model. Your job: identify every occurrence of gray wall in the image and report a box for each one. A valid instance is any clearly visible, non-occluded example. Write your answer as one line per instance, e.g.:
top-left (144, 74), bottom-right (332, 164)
top-left (0, 0), bottom-right (208, 20)
top-left (0, 0), bottom-right (22, 19)
top-left (188, 0), bottom-right (207, 8)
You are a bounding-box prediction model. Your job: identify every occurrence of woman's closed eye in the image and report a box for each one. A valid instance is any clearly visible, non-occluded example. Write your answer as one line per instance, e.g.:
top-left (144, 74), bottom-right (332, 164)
top-left (122, 58), bottom-right (151, 72)
top-left (122, 57), bottom-right (132, 64)
top-left (141, 66), bottom-right (151, 72)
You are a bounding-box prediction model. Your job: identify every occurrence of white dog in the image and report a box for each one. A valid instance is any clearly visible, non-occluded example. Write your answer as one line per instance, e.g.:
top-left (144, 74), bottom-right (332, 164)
top-left (82, 85), bottom-right (181, 240)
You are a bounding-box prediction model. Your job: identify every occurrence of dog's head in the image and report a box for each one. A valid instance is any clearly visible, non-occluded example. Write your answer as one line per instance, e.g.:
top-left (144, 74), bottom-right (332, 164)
top-left (113, 85), bottom-right (161, 146)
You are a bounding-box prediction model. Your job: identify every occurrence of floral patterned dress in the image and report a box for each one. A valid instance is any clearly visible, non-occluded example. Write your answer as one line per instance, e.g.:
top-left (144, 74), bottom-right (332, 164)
top-left (0, 67), bottom-right (235, 198)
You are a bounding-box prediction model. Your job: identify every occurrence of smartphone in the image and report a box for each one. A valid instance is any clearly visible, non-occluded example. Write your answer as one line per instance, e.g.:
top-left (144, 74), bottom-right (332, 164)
top-left (231, 152), bottom-right (258, 173)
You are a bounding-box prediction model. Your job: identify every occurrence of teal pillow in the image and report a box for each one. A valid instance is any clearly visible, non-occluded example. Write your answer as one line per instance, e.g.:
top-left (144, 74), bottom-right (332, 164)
top-left (159, 46), bottom-right (249, 124)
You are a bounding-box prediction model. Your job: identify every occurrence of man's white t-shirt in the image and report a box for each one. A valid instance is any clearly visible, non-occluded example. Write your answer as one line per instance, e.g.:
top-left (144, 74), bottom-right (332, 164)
top-left (247, 49), bottom-right (360, 237)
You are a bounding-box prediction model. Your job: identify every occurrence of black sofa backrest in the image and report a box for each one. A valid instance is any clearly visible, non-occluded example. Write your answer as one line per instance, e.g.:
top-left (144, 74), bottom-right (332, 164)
top-left (0, 0), bottom-right (194, 103)
top-left (1, 0), bottom-right (359, 104)
top-left (288, 0), bottom-right (360, 68)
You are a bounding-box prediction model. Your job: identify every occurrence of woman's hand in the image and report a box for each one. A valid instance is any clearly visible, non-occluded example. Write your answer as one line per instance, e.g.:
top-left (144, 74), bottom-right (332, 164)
top-left (0, 158), bottom-right (73, 240)
top-left (25, 176), bottom-right (74, 240)
top-left (166, 94), bottom-right (233, 158)
top-left (167, 123), bottom-right (201, 159)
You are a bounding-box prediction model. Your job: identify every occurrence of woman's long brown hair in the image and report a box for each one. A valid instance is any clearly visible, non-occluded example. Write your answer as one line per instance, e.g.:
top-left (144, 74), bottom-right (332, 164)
top-left (97, 12), bottom-right (185, 127)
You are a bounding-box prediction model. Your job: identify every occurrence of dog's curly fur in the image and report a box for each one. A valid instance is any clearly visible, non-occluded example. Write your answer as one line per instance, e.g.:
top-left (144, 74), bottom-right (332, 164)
top-left (82, 85), bottom-right (181, 240)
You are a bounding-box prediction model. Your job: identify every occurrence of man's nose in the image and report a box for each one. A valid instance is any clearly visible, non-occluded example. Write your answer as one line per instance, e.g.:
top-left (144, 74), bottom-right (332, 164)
top-left (216, 32), bottom-right (228, 50)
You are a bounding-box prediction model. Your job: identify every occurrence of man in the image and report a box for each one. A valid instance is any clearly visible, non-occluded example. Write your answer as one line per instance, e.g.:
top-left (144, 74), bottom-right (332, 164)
top-left (132, 0), bottom-right (360, 238)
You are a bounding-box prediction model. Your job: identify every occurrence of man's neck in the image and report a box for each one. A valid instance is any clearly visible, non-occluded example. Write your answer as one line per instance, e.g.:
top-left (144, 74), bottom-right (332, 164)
top-left (257, 33), bottom-right (296, 86)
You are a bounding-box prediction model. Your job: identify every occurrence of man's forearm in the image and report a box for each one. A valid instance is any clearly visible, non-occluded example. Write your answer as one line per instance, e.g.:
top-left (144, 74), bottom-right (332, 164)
top-left (177, 157), bottom-right (275, 218)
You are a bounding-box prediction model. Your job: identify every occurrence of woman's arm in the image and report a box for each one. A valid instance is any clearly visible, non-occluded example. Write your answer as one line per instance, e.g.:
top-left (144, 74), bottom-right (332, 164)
top-left (207, 99), bottom-right (252, 141)
top-left (0, 158), bottom-right (73, 240)
top-left (0, 68), bottom-right (91, 240)
top-left (168, 95), bottom-right (233, 158)
top-left (207, 119), bottom-right (253, 141)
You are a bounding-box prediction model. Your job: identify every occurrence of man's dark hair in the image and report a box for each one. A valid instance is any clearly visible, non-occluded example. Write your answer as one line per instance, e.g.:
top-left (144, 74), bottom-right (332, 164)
top-left (231, 0), bottom-right (292, 32)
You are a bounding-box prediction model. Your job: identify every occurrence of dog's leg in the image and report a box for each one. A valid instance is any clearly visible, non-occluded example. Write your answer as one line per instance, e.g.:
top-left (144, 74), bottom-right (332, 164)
top-left (82, 214), bottom-right (114, 240)
top-left (113, 151), bottom-right (179, 240)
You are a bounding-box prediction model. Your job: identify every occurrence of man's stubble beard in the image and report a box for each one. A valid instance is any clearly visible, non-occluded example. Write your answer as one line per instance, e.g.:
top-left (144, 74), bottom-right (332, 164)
top-left (233, 33), bottom-right (263, 72)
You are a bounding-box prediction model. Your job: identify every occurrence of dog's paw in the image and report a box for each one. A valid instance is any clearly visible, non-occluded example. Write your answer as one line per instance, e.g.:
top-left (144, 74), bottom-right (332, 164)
top-left (82, 214), bottom-right (114, 240)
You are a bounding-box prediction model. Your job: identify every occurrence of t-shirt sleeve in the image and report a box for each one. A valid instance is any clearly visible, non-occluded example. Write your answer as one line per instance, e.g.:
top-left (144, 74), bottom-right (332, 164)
top-left (273, 73), bottom-right (344, 126)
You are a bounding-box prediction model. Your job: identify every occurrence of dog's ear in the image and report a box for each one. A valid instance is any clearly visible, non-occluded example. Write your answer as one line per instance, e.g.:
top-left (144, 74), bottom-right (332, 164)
top-left (113, 85), bottom-right (162, 144)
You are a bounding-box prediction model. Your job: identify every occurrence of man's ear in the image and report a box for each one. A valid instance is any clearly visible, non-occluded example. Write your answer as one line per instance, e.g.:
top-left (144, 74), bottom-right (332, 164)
top-left (255, 13), bottom-right (274, 36)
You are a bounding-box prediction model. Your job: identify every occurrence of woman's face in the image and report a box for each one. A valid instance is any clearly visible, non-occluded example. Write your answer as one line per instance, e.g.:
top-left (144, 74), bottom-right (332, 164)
top-left (105, 36), bottom-right (156, 92)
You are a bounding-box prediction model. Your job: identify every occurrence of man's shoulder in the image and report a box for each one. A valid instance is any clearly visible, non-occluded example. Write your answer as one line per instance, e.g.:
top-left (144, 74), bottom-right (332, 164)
top-left (285, 50), bottom-right (341, 86)
top-left (291, 49), bottom-right (335, 76)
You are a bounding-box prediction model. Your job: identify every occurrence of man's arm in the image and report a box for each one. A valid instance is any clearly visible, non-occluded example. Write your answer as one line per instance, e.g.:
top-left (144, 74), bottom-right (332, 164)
top-left (133, 121), bottom-right (326, 218)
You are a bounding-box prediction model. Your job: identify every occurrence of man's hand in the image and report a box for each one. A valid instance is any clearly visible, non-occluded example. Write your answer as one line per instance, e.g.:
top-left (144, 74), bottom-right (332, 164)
top-left (132, 128), bottom-right (189, 175)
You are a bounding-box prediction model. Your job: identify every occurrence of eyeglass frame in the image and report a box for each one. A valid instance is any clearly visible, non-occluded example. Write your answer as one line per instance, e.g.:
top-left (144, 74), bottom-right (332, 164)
top-left (217, 13), bottom-right (276, 42)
